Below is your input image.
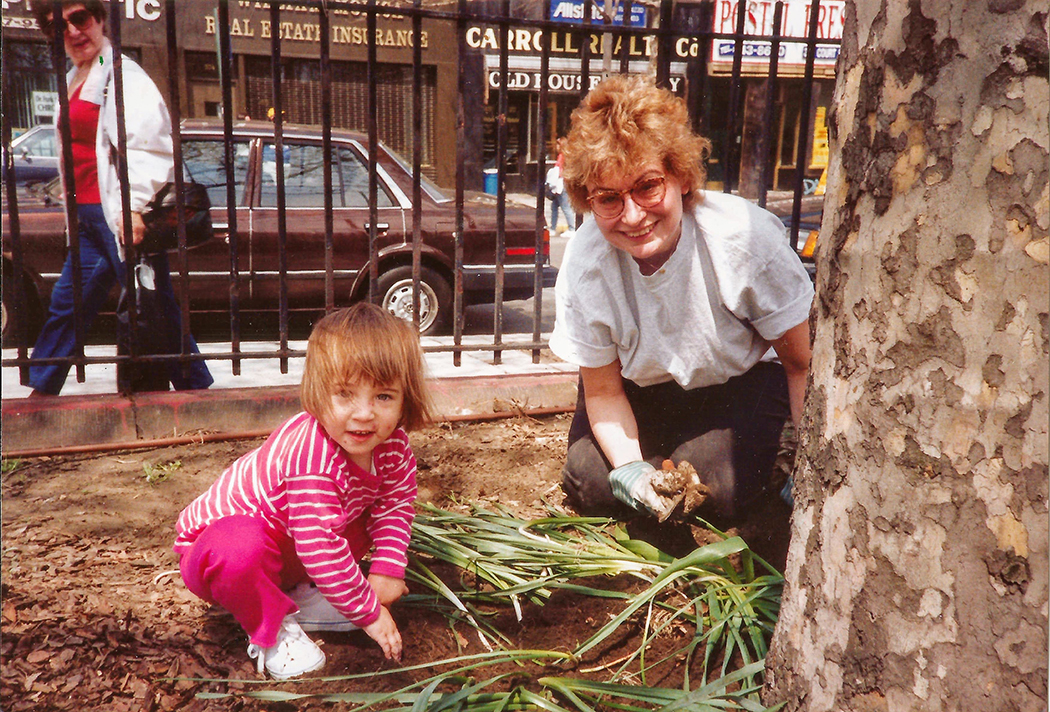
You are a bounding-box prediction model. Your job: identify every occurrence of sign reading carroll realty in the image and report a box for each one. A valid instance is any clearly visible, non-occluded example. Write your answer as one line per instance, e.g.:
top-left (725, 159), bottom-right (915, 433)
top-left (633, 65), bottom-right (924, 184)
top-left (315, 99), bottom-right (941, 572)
top-left (466, 25), bottom-right (657, 57)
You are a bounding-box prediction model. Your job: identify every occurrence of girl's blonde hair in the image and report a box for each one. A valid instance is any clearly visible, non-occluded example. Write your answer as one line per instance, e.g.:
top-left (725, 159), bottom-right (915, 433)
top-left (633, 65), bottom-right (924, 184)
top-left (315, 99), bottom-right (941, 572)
top-left (301, 303), bottom-right (432, 431)
top-left (562, 74), bottom-right (712, 214)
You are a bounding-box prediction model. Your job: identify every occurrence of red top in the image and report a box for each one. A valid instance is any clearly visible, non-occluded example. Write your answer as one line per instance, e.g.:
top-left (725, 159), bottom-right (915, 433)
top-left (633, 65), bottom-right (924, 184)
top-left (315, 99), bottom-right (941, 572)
top-left (68, 83), bottom-right (101, 204)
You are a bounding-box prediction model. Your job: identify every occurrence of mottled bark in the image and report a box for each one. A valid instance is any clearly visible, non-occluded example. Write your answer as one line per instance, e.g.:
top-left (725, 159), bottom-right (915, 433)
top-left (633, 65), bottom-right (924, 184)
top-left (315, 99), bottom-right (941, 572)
top-left (764, 2), bottom-right (1048, 711)
top-left (738, 80), bottom-right (769, 199)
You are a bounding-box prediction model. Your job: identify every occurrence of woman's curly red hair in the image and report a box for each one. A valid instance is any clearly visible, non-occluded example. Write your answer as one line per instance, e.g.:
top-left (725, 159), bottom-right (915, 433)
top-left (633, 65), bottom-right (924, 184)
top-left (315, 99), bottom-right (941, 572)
top-left (562, 74), bottom-right (712, 214)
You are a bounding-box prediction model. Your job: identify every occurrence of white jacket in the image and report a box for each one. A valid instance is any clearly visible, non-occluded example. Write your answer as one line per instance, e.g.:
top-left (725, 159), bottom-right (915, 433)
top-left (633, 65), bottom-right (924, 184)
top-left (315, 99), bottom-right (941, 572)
top-left (545, 165), bottom-right (564, 195)
top-left (57, 39), bottom-right (174, 259)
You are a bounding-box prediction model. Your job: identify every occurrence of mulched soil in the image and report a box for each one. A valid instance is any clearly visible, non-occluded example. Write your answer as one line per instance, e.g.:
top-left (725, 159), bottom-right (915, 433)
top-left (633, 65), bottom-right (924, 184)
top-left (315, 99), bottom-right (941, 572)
top-left (1, 414), bottom-right (793, 710)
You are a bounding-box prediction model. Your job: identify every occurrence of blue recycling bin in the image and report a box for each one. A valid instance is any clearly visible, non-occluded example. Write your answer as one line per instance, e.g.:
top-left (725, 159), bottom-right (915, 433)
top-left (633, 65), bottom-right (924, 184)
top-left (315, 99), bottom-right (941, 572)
top-left (483, 168), bottom-right (498, 195)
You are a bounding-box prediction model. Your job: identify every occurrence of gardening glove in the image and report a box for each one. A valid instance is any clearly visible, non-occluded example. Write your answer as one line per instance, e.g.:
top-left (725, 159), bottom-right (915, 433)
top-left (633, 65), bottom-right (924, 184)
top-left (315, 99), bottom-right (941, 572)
top-left (780, 476), bottom-right (795, 508)
top-left (608, 461), bottom-right (678, 521)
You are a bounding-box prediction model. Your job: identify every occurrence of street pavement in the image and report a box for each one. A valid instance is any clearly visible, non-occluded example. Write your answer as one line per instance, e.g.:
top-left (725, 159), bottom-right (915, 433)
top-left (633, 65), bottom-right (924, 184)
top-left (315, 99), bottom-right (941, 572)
top-left (1, 331), bottom-right (575, 398)
top-left (0, 190), bottom-right (808, 453)
top-left (0, 332), bottom-right (580, 454)
top-left (0, 203), bottom-right (578, 453)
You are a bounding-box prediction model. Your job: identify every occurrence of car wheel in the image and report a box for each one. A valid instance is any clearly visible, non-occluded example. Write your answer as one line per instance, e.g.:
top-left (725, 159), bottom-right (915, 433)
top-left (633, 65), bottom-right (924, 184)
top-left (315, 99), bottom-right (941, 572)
top-left (377, 266), bottom-right (451, 336)
top-left (1, 266), bottom-right (44, 346)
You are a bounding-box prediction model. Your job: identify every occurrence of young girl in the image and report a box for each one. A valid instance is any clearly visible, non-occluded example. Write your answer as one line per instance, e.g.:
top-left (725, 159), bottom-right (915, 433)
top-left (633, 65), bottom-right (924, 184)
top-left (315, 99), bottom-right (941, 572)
top-left (173, 303), bottom-right (433, 679)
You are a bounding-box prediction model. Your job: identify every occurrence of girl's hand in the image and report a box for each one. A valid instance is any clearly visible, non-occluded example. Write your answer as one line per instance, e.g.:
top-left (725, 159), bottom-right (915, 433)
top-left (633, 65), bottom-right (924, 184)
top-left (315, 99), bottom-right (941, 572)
top-left (368, 573), bottom-right (408, 606)
top-left (362, 606), bottom-right (402, 662)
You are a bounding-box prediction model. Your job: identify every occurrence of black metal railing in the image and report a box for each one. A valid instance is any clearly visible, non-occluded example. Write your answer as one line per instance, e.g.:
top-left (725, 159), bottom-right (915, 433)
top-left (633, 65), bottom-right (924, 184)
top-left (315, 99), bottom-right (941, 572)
top-left (1, 0), bottom-right (838, 394)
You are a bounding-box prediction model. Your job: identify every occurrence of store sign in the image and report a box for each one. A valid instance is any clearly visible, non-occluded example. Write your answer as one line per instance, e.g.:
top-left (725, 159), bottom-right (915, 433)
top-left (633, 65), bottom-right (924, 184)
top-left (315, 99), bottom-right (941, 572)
top-left (32, 91), bottom-right (58, 118)
top-left (487, 69), bottom-right (682, 94)
top-left (467, 25), bottom-right (656, 58)
top-left (548, 0), bottom-right (646, 27)
top-left (709, 0), bottom-right (844, 68)
top-left (3, 0), bottom-right (161, 29)
top-left (202, 15), bottom-right (427, 48)
top-left (1, 15), bottom-right (36, 30)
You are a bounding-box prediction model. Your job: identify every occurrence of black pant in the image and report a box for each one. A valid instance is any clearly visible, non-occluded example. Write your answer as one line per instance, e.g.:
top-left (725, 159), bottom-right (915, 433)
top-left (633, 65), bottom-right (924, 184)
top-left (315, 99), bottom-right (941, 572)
top-left (562, 361), bottom-right (790, 521)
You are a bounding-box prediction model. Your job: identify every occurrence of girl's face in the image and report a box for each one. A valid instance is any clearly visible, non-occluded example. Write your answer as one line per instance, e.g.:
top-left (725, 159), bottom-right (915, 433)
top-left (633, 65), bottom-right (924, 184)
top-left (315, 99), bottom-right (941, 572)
top-left (319, 377), bottom-right (404, 470)
top-left (587, 163), bottom-right (687, 275)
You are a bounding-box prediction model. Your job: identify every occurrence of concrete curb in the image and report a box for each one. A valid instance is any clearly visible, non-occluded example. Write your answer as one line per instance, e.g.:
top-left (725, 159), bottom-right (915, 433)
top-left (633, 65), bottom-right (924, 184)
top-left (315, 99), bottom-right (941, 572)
top-left (0, 372), bottom-right (579, 454)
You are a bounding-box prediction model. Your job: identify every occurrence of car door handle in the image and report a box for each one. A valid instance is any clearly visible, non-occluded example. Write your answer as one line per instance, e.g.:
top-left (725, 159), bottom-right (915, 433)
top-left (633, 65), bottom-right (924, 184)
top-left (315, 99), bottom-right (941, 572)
top-left (212, 223), bottom-right (230, 244)
top-left (365, 223), bottom-right (389, 232)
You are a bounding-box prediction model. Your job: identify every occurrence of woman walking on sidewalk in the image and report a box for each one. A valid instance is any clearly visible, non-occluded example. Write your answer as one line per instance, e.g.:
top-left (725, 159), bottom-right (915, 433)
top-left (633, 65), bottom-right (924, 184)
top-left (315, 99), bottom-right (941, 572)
top-left (546, 138), bottom-right (577, 236)
top-left (26, 0), bottom-right (212, 395)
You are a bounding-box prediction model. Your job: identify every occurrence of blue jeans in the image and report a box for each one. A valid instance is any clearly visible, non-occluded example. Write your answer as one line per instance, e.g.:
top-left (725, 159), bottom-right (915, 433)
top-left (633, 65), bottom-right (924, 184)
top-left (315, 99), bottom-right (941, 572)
top-left (549, 192), bottom-right (575, 233)
top-left (29, 204), bottom-right (213, 395)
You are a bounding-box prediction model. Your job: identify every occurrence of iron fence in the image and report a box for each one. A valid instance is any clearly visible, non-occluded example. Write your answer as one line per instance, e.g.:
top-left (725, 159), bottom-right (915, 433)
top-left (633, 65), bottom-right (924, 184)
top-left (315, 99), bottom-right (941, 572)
top-left (1, 0), bottom-right (837, 394)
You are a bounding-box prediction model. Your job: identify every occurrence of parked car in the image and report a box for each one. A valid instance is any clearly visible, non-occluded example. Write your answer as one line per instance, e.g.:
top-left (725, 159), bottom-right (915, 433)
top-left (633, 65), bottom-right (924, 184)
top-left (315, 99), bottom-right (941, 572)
top-left (2, 124), bottom-right (59, 187)
top-left (1, 119), bottom-right (557, 340)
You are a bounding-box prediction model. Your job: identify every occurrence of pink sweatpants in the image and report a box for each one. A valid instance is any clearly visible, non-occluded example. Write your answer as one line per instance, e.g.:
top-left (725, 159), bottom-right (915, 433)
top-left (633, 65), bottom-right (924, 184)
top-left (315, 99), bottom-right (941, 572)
top-left (179, 515), bottom-right (370, 647)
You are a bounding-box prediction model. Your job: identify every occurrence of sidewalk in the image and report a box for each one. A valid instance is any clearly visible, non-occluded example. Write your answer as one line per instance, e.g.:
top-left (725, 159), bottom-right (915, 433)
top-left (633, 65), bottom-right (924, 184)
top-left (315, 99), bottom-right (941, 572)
top-left (1, 190), bottom-right (576, 455)
top-left (1, 335), bottom-right (579, 455)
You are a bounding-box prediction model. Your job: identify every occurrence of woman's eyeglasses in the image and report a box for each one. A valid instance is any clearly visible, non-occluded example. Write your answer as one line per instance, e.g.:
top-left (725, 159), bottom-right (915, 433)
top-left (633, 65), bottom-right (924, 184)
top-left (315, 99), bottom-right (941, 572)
top-left (41, 9), bottom-right (95, 39)
top-left (587, 175), bottom-right (667, 219)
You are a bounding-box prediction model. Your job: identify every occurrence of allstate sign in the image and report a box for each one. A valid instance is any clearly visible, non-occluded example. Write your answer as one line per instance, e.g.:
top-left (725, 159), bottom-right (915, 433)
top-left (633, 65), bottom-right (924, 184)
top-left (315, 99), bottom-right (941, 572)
top-left (548, 0), bottom-right (646, 27)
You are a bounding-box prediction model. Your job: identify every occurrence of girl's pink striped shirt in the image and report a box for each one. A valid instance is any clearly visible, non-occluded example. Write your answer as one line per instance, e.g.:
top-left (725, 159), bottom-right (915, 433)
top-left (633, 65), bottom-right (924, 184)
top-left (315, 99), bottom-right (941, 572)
top-left (173, 411), bottom-right (417, 628)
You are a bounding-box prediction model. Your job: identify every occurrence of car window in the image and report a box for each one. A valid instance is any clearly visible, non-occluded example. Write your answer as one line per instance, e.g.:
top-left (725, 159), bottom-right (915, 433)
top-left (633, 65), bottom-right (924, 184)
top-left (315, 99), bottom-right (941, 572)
top-left (181, 139), bottom-right (251, 208)
top-left (383, 143), bottom-right (450, 204)
top-left (260, 143), bottom-right (394, 209)
top-left (16, 128), bottom-right (57, 158)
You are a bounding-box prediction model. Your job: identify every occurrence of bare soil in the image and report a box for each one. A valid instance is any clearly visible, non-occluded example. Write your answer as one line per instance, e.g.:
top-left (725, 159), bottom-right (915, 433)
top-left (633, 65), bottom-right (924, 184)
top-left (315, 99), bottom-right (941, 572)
top-left (1, 413), bottom-right (794, 710)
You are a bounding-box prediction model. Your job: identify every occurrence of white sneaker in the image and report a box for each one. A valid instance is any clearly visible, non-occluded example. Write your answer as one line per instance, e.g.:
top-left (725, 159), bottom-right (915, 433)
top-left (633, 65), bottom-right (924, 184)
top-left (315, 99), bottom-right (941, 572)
top-left (290, 581), bottom-right (359, 632)
top-left (247, 615), bottom-right (326, 680)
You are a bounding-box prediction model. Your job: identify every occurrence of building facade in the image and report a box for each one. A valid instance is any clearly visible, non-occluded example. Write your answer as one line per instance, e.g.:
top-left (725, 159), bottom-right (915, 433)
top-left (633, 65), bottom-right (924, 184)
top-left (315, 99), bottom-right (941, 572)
top-left (462, 0), bottom-right (841, 194)
top-left (2, 0), bottom-right (460, 184)
top-left (2, 0), bottom-right (841, 195)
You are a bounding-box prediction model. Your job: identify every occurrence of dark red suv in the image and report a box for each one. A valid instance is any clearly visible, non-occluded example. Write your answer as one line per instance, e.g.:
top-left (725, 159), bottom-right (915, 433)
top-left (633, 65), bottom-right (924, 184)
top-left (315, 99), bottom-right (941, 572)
top-left (2, 120), bottom-right (556, 338)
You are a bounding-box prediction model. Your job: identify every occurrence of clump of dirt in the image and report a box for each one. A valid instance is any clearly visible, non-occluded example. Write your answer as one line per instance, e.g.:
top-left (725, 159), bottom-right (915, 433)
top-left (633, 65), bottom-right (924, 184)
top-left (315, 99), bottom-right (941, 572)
top-left (1, 414), bottom-right (794, 710)
top-left (649, 459), bottom-right (711, 522)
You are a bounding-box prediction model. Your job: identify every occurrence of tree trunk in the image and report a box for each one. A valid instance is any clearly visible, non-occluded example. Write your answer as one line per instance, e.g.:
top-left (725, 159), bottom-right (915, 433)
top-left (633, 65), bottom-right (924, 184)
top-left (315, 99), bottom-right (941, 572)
top-left (738, 80), bottom-right (769, 199)
top-left (764, 2), bottom-right (1048, 711)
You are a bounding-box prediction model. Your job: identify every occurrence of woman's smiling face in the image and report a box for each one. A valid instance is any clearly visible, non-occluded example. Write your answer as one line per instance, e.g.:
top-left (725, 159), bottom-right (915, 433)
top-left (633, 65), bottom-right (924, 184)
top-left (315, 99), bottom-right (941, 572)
top-left (587, 163), bottom-right (687, 275)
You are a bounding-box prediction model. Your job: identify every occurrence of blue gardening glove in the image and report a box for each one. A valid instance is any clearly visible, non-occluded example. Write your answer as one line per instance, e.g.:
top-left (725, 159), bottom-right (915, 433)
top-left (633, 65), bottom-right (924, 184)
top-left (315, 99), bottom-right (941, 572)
top-left (609, 461), bottom-right (678, 519)
top-left (780, 476), bottom-right (795, 508)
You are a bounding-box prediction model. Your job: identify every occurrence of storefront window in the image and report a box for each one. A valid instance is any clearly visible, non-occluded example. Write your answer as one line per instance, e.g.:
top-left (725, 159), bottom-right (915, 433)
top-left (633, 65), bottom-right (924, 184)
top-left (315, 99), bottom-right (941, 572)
top-left (5, 42), bottom-right (59, 131)
top-left (185, 51), bottom-right (221, 81)
top-left (244, 57), bottom-right (436, 176)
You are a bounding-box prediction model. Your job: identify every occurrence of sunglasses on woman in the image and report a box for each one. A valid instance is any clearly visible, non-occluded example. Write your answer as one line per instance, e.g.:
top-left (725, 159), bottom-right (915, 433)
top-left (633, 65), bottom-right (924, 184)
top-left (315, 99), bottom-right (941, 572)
top-left (40, 8), bottom-right (96, 39)
top-left (587, 175), bottom-right (667, 220)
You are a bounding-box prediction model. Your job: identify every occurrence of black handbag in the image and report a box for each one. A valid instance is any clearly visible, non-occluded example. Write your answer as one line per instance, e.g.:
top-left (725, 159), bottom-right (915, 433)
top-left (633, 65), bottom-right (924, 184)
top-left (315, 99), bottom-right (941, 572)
top-left (116, 255), bottom-right (179, 393)
top-left (139, 180), bottom-right (214, 254)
